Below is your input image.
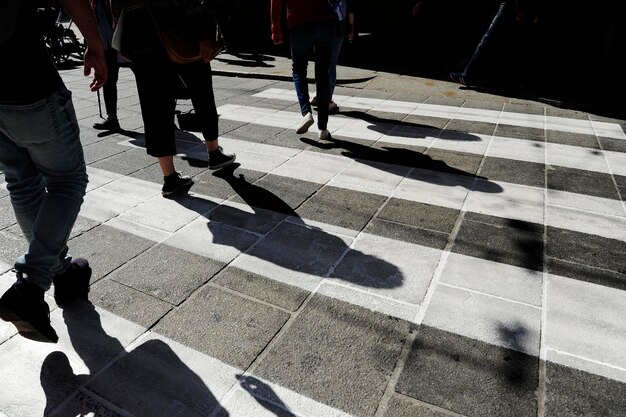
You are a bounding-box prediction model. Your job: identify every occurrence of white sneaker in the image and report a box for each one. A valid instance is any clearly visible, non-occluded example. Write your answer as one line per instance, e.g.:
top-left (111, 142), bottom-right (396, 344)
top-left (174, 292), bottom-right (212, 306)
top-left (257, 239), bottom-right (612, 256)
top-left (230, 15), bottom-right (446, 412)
top-left (328, 101), bottom-right (339, 113)
top-left (296, 112), bottom-right (314, 134)
top-left (318, 129), bottom-right (330, 140)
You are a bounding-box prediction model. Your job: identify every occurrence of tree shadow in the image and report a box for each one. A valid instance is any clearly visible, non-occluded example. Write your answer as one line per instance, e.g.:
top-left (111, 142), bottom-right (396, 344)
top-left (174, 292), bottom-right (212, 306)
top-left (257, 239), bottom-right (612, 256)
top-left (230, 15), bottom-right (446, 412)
top-left (172, 164), bottom-right (404, 289)
top-left (340, 110), bottom-right (482, 142)
top-left (40, 301), bottom-right (227, 417)
top-left (301, 137), bottom-right (503, 193)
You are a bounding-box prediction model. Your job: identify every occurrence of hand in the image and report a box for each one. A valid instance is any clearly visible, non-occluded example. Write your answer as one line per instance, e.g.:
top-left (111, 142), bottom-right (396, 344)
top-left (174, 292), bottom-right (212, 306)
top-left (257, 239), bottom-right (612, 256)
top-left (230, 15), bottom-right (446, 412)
top-left (199, 39), bottom-right (217, 63)
top-left (272, 31), bottom-right (283, 45)
top-left (83, 45), bottom-right (107, 91)
top-left (411, 1), bottom-right (422, 17)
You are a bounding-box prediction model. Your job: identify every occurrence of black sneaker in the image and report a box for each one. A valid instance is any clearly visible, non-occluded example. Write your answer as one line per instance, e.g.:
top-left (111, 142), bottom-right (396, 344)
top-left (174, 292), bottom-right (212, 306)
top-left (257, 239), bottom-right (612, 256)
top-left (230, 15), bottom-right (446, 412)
top-left (209, 147), bottom-right (236, 170)
top-left (0, 277), bottom-right (58, 343)
top-left (53, 258), bottom-right (92, 306)
top-left (162, 172), bottom-right (194, 196)
top-left (93, 118), bottom-right (120, 131)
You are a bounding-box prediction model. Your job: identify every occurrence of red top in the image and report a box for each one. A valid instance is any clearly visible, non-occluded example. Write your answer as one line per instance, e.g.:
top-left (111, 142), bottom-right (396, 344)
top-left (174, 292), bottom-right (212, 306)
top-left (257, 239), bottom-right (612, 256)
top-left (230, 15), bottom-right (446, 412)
top-left (270, 0), bottom-right (334, 43)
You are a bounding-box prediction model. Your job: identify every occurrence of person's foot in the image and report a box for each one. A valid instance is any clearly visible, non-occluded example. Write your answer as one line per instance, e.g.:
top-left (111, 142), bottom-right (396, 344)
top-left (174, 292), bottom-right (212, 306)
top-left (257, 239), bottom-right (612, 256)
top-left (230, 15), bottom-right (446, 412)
top-left (53, 258), bottom-right (92, 306)
top-left (318, 129), bottom-right (331, 140)
top-left (328, 101), bottom-right (339, 114)
top-left (162, 172), bottom-right (194, 196)
top-left (310, 95), bottom-right (318, 106)
top-left (93, 117), bottom-right (120, 131)
top-left (0, 278), bottom-right (58, 343)
top-left (296, 112), bottom-right (315, 134)
top-left (209, 146), bottom-right (236, 170)
top-left (449, 72), bottom-right (467, 86)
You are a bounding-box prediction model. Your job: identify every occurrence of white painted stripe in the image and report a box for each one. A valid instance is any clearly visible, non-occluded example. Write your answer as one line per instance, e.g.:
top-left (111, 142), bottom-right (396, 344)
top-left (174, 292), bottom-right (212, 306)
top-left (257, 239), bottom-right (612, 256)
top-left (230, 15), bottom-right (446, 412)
top-left (215, 103), bottom-right (618, 176)
top-left (253, 88), bottom-right (626, 140)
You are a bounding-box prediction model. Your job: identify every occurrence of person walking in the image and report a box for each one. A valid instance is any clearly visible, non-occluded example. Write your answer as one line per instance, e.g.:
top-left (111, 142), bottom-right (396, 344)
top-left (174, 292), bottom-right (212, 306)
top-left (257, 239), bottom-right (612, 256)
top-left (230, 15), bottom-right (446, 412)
top-left (311, 0), bottom-right (355, 114)
top-left (0, 0), bottom-right (107, 343)
top-left (91, 0), bottom-right (122, 131)
top-left (111, 0), bottom-right (236, 197)
top-left (271, 0), bottom-right (337, 139)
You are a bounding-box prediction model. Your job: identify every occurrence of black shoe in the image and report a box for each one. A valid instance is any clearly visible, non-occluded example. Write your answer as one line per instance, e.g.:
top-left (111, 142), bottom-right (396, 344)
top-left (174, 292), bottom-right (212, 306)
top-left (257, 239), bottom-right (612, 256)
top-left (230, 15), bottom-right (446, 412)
top-left (53, 258), bottom-right (92, 306)
top-left (209, 147), bottom-right (236, 170)
top-left (162, 172), bottom-right (194, 196)
top-left (450, 72), bottom-right (467, 86)
top-left (93, 118), bottom-right (120, 131)
top-left (0, 278), bottom-right (58, 343)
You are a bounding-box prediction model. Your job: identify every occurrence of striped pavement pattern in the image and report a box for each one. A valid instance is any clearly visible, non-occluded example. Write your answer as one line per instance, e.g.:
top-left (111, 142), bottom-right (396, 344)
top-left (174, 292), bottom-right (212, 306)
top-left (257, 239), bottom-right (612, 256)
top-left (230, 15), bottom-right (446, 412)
top-left (1, 78), bottom-right (624, 417)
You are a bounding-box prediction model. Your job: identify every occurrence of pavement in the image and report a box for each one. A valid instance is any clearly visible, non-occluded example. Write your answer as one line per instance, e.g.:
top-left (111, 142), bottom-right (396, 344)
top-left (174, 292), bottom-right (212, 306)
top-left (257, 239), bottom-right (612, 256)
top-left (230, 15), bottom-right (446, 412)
top-left (0, 51), bottom-right (625, 417)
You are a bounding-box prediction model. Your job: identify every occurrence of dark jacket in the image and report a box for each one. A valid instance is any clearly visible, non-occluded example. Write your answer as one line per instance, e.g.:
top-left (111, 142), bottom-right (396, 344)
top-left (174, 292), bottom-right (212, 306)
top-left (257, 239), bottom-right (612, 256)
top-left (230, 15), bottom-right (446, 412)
top-left (111, 0), bottom-right (218, 60)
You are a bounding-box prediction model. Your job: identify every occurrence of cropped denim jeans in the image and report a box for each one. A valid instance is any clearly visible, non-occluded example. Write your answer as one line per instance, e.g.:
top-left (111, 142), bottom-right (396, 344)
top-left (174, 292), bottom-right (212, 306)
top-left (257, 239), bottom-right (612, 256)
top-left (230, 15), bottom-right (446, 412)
top-left (289, 19), bottom-right (335, 130)
top-left (0, 88), bottom-right (88, 290)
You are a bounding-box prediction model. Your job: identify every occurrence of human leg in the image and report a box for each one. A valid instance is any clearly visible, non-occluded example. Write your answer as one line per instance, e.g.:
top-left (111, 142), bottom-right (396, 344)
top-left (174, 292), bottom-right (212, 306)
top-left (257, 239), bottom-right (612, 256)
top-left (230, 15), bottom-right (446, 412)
top-left (133, 56), bottom-right (193, 195)
top-left (313, 21), bottom-right (335, 134)
top-left (328, 33), bottom-right (344, 101)
top-left (451, 1), bottom-right (512, 85)
top-left (178, 61), bottom-right (235, 169)
top-left (94, 48), bottom-right (121, 130)
top-left (0, 88), bottom-right (88, 342)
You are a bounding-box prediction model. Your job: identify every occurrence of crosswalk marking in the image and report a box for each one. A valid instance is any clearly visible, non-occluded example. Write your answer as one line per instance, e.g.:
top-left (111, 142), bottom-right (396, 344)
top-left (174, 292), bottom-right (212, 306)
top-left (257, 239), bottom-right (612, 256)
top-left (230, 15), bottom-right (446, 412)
top-left (214, 103), bottom-right (626, 177)
top-left (253, 88), bottom-right (626, 140)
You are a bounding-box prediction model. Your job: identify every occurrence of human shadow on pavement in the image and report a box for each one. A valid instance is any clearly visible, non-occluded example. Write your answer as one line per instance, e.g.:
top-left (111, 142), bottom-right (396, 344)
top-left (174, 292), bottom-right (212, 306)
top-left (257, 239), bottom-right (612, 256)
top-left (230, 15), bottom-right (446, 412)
top-left (40, 301), bottom-right (226, 417)
top-left (340, 110), bottom-right (482, 142)
top-left (301, 137), bottom-right (503, 193)
top-left (173, 164), bottom-right (404, 289)
top-left (237, 374), bottom-right (296, 417)
top-left (215, 52), bottom-right (276, 68)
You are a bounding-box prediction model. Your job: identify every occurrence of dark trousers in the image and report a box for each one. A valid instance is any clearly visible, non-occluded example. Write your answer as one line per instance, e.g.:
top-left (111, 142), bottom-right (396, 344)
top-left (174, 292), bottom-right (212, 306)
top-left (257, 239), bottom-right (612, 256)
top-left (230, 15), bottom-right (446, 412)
top-left (102, 48), bottom-right (120, 119)
top-left (133, 51), bottom-right (219, 157)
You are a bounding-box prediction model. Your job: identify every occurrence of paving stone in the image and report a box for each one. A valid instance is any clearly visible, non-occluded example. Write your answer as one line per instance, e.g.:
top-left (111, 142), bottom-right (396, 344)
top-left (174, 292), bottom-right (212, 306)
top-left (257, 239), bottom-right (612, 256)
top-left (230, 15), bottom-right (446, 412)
top-left (228, 124), bottom-right (285, 144)
top-left (0, 229), bottom-right (27, 265)
top-left (0, 197), bottom-right (16, 230)
top-left (83, 139), bottom-right (128, 165)
top-left (192, 166), bottom-right (264, 201)
top-left (453, 218), bottom-right (544, 271)
top-left (263, 130), bottom-right (310, 150)
top-left (445, 119), bottom-right (496, 136)
top-left (254, 294), bottom-right (411, 417)
top-left (396, 326), bottom-right (538, 417)
top-left (211, 266), bottom-right (309, 311)
top-left (503, 102), bottom-right (544, 115)
top-left (382, 395), bottom-right (458, 417)
top-left (109, 244), bottom-right (224, 305)
top-left (544, 362), bottom-right (626, 417)
top-left (599, 137), bottom-right (626, 153)
top-left (296, 186), bottom-right (386, 233)
top-left (547, 166), bottom-right (620, 200)
top-left (377, 198), bottom-right (459, 234)
top-left (154, 285), bottom-right (289, 368)
top-left (546, 227), bottom-right (626, 280)
top-left (365, 142), bottom-right (431, 170)
top-left (546, 130), bottom-right (599, 148)
top-left (89, 278), bottom-right (173, 328)
top-left (545, 275), bottom-right (626, 369)
top-left (364, 219), bottom-right (449, 249)
top-left (424, 285), bottom-right (541, 355)
top-left (50, 391), bottom-right (125, 417)
top-left (67, 224), bottom-right (154, 283)
top-left (479, 157), bottom-right (545, 188)
top-left (424, 148), bottom-right (483, 176)
top-left (465, 99), bottom-right (505, 112)
top-left (495, 124), bottom-right (545, 141)
top-left (86, 338), bottom-right (224, 417)
top-left (246, 221), bottom-right (350, 277)
top-left (304, 136), bottom-right (376, 159)
top-left (545, 107), bottom-right (589, 119)
top-left (90, 149), bottom-right (157, 176)
top-left (403, 114), bottom-right (450, 130)
top-left (233, 174), bottom-right (321, 213)
top-left (615, 174), bottom-right (626, 187)
top-left (218, 118), bottom-right (247, 136)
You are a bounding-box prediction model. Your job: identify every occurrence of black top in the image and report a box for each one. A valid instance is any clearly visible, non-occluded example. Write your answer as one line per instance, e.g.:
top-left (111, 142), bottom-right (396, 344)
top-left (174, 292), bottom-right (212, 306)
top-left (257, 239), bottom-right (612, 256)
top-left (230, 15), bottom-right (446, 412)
top-left (0, 0), bottom-right (63, 104)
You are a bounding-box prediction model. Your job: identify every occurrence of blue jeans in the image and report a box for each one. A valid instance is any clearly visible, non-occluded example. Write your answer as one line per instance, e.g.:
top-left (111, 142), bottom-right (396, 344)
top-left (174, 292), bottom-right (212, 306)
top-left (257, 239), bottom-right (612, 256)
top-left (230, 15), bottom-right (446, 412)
top-left (329, 33), bottom-right (344, 101)
top-left (289, 19), bottom-right (335, 130)
top-left (0, 88), bottom-right (88, 290)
